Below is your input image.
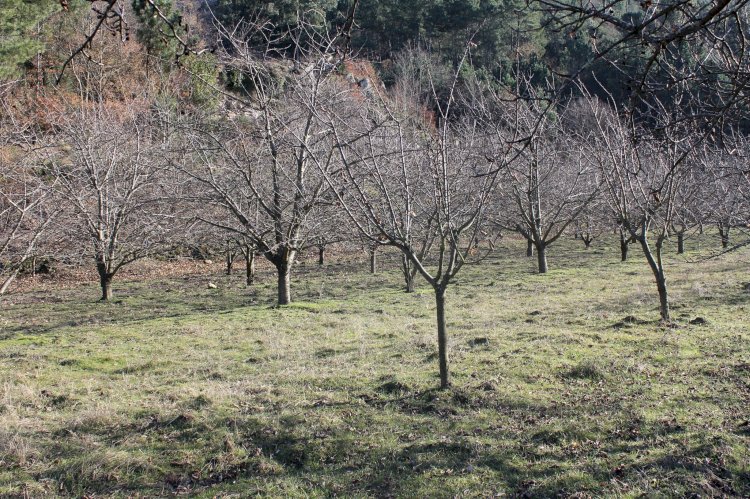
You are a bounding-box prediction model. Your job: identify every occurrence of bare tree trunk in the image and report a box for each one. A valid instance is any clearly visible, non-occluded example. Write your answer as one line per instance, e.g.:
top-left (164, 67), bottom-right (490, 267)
top-left (677, 232), bottom-right (685, 254)
top-left (402, 255), bottom-right (416, 293)
top-left (583, 237), bottom-right (592, 249)
top-left (536, 243), bottom-right (548, 273)
top-left (101, 278), bottom-right (113, 302)
top-left (226, 250), bottom-right (236, 275)
top-left (317, 244), bottom-right (325, 266)
top-left (434, 286), bottom-right (449, 389)
top-left (0, 267), bottom-right (21, 295)
top-left (656, 271), bottom-right (669, 321)
top-left (619, 229), bottom-right (629, 262)
top-left (639, 237), bottom-right (670, 322)
top-left (97, 262), bottom-right (113, 302)
top-left (719, 223), bottom-right (730, 249)
top-left (245, 247), bottom-right (255, 286)
top-left (274, 258), bottom-right (292, 306)
top-left (526, 239), bottom-right (534, 257)
top-left (369, 247), bottom-right (377, 274)
top-left (405, 273), bottom-right (415, 293)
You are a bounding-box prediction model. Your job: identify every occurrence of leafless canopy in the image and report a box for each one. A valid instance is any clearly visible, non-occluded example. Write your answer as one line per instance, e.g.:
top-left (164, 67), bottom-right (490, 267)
top-left (176, 15), bottom-right (357, 305)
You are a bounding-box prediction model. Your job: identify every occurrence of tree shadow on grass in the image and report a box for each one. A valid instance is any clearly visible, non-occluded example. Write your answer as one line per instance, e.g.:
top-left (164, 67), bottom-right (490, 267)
top-left (17, 381), bottom-right (750, 497)
top-left (0, 253), bottom-right (412, 341)
top-left (0, 262), bottom-right (349, 340)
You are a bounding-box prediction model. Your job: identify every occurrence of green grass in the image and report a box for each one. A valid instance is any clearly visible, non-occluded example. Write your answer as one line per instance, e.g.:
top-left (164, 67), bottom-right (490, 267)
top-left (1, 234), bottom-right (749, 497)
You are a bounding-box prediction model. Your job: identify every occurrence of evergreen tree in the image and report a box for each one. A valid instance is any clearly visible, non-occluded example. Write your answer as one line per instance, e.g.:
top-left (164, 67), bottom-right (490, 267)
top-left (351, 0), bottom-right (545, 83)
top-left (132, 0), bottom-right (188, 61)
top-left (353, 0), bottom-right (432, 56)
top-left (0, 0), bottom-right (58, 79)
top-left (214, 0), bottom-right (338, 30)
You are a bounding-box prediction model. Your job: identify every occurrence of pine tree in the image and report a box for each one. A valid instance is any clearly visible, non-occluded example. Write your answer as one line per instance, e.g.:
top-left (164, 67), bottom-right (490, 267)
top-left (132, 0), bottom-right (186, 60)
top-left (214, 0), bottom-right (338, 31)
top-left (0, 0), bottom-right (58, 79)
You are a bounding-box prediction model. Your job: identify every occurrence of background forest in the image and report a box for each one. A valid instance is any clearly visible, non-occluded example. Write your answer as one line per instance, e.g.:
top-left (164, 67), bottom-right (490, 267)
top-left (0, 0), bottom-right (647, 101)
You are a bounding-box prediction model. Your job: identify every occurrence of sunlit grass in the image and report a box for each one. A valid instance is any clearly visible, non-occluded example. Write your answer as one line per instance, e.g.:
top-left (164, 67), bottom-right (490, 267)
top-left (1, 234), bottom-right (748, 497)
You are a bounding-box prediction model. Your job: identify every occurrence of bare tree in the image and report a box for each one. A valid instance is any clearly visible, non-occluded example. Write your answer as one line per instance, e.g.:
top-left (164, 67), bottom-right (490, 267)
top-left (689, 138), bottom-right (750, 254)
top-left (353, 220), bottom-right (386, 276)
top-left (573, 196), bottom-right (607, 250)
top-left (668, 164), bottom-right (703, 254)
top-left (0, 154), bottom-right (58, 294)
top-left (583, 95), bottom-right (700, 322)
top-left (0, 91), bottom-right (60, 294)
top-left (703, 153), bottom-right (747, 250)
top-left (177, 19), bottom-right (349, 306)
top-left (322, 56), bottom-right (501, 389)
top-left (236, 237), bottom-right (257, 286)
top-left (45, 100), bottom-right (173, 301)
top-left (490, 90), bottom-right (601, 273)
top-left (0, 167), bottom-right (59, 294)
top-left (302, 204), bottom-right (351, 268)
top-left (224, 238), bottom-right (238, 275)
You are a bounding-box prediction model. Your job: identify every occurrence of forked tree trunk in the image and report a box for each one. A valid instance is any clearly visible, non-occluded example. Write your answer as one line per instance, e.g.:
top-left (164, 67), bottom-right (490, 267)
top-left (97, 262), bottom-right (114, 301)
top-left (245, 248), bottom-right (255, 286)
top-left (619, 230), bottom-right (629, 262)
top-left (583, 237), bottom-right (592, 249)
top-left (536, 243), bottom-right (548, 273)
top-left (526, 239), bottom-right (533, 257)
top-left (270, 247), bottom-right (295, 306)
top-left (434, 286), bottom-right (449, 389)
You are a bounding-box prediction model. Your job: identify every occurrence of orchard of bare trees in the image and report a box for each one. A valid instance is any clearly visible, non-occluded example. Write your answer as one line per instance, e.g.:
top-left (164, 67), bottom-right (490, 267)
top-left (5, 3), bottom-right (750, 497)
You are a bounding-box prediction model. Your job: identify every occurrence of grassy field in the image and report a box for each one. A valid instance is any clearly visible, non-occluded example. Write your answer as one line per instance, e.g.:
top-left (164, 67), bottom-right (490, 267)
top-left (1, 234), bottom-right (749, 498)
